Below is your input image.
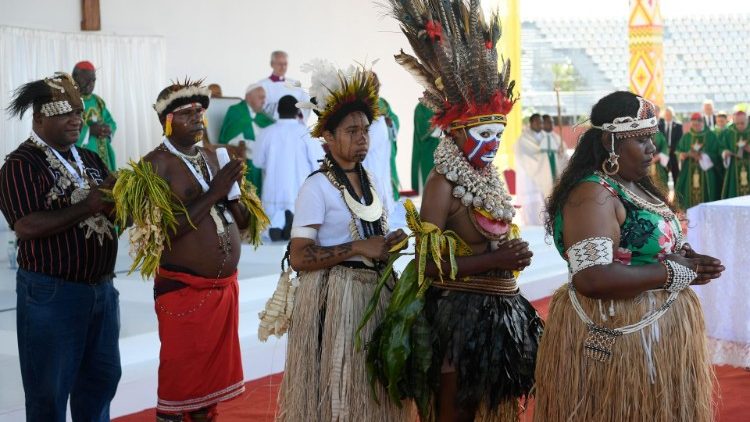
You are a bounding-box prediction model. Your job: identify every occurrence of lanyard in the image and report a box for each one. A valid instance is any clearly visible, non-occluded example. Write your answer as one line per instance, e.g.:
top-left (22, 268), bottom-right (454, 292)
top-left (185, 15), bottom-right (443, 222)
top-left (30, 131), bottom-right (87, 187)
top-left (162, 137), bottom-right (213, 192)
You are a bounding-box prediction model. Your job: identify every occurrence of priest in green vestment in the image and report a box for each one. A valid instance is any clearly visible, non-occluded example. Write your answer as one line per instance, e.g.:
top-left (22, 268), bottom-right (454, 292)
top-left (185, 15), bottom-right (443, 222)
top-left (379, 97), bottom-right (401, 200)
top-left (720, 111), bottom-right (750, 198)
top-left (218, 84), bottom-right (274, 195)
top-left (650, 131), bottom-right (670, 191)
top-left (675, 113), bottom-right (722, 209)
top-left (72, 61), bottom-right (117, 171)
top-left (410, 103), bottom-right (441, 193)
top-left (713, 111), bottom-right (728, 137)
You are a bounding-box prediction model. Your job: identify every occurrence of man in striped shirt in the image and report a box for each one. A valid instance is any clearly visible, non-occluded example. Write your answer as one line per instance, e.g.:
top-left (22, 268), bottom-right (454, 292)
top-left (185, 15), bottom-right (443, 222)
top-left (0, 72), bottom-right (120, 422)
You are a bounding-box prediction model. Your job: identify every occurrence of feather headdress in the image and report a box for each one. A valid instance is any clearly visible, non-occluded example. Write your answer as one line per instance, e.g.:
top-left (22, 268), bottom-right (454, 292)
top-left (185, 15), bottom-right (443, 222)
top-left (153, 78), bottom-right (210, 117)
top-left (7, 72), bottom-right (83, 118)
top-left (387, 0), bottom-right (516, 129)
top-left (296, 59), bottom-right (381, 138)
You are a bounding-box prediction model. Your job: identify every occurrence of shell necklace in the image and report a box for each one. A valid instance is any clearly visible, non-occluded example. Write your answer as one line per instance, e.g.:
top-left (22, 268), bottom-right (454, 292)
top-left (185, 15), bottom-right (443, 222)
top-left (433, 137), bottom-right (515, 222)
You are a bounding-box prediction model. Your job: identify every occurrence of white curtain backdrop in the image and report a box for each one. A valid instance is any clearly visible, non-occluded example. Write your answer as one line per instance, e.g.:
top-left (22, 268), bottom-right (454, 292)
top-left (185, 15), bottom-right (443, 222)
top-left (0, 25), bottom-right (166, 165)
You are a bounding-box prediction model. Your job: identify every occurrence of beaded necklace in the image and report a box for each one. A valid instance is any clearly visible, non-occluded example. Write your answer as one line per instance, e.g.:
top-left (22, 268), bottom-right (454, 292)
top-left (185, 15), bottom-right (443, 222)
top-left (29, 132), bottom-right (114, 245)
top-left (433, 137), bottom-right (515, 222)
top-left (321, 155), bottom-right (388, 266)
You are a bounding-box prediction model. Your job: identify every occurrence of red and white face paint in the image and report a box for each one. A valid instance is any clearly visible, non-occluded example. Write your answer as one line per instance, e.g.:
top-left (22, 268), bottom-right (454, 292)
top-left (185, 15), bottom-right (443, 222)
top-left (462, 123), bottom-right (505, 168)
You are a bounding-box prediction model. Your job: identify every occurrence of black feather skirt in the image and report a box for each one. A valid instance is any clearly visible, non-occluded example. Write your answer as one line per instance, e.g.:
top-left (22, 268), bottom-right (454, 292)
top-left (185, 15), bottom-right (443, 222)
top-left (427, 286), bottom-right (544, 412)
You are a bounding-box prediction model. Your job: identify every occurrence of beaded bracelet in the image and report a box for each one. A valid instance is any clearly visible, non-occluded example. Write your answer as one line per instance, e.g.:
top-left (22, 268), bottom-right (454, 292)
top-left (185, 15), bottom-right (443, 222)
top-left (661, 260), bottom-right (672, 288)
top-left (662, 260), bottom-right (697, 293)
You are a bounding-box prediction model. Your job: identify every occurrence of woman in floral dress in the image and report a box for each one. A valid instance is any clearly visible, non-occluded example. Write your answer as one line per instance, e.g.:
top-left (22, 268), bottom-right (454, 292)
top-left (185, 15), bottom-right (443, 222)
top-left (533, 91), bottom-right (725, 422)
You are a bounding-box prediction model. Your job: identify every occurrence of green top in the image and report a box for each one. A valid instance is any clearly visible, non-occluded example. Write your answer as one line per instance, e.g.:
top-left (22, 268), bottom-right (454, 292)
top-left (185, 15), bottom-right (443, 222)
top-left (218, 100), bottom-right (274, 143)
top-left (410, 103), bottom-right (441, 192)
top-left (379, 97), bottom-right (401, 200)
top-left (674, 127), bottom-right (721, 208)
top-left (719, 124), bottom-right (750, 198)
top-left (553, 172), bottom-right (682, 267)
top-left (77, 94), bottom-right (117, 171)
top-left (650, 131), bottom-right (669, 190)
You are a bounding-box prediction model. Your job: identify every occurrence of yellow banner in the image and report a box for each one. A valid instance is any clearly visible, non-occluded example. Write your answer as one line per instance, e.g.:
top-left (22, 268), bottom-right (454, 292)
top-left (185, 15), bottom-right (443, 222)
top-left (496, 0), bottom-right (521, 171)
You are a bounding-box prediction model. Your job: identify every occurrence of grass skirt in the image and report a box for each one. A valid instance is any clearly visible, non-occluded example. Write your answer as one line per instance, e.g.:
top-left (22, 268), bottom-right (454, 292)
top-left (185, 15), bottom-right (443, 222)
top-left (533, 286), bottom-right (714, 422)
top-left (428, 287), bottom-right (543, 421)
top-left (277, 266), bottom-right (413, 421)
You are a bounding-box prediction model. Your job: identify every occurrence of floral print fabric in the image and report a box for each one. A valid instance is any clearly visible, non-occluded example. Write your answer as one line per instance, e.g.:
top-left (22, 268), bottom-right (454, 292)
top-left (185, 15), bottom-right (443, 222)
top-left (553, 173), bottom-right (681, 267)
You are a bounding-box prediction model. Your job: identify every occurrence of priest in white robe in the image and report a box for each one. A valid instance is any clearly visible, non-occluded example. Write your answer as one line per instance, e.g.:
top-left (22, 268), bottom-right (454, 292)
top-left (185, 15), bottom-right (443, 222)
top-left (363, 113), bottom-right (396, 219)
top-left (258, 50), bottom-right (311, 123)
top-left (255, 95), bottom-right (324, 240)
top-left (514, 113), bottom-right (568, 226)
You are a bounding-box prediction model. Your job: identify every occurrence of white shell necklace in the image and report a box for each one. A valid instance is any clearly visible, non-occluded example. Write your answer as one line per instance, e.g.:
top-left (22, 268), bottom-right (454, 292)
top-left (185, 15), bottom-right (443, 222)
top-left (161, 137), bottom-right (233, 256)
top-left (29, 131), bottom-right (114, 245)
top-left (433, 137), bottom-right (515, 222)
top-left (30, 131), bottom-right (88, 190)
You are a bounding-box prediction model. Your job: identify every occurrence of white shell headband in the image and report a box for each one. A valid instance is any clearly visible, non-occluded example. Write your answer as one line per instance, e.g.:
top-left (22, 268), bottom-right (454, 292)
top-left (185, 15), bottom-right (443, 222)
top-left (153, 85), bottom-right (211, 116)
top-left (591, 97), bottom-right (659, 139)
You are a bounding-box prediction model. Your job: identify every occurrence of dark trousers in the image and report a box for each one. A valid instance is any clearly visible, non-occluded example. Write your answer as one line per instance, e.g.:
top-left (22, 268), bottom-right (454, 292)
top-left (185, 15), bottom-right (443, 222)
top-left (16, 269), bottom-right (121, 422)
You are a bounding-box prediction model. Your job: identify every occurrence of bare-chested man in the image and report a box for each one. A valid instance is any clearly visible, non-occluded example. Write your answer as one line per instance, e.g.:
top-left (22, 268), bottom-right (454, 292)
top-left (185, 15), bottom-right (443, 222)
top-left (117, 80), bottom-right (267, 422)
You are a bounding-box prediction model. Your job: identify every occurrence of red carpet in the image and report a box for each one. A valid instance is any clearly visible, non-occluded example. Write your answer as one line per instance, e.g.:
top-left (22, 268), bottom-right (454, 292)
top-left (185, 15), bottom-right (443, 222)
top-left (115, 297), bottom-right (750, 422)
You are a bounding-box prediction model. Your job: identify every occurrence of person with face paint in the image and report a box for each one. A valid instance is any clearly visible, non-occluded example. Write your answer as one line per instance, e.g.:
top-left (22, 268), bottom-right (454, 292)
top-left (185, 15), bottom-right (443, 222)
top-left (534, 91), bottom-right (723, 421)
top-left (1, 72), bottom-right (120, 422)
top-left (111, 79), bottom-right (269, 422)
top-left (675, 113), bottom-right (722, 208)
top-left (515, 113), bottom-right (569, 226)
top-left (272, 61), bottom-right (412, 421)
top-left (359, 2), bottom-right (543, 421)
top-left (72, 61), bottom-right (118, 171)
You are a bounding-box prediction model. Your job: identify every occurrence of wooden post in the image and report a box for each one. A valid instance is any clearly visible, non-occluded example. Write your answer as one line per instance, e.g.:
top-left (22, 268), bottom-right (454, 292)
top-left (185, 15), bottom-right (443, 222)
top-left (81, 0), bottom-right (101, 31)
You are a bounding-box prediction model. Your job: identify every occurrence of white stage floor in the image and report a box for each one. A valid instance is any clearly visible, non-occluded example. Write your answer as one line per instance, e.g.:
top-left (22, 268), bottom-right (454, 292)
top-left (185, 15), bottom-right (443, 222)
top-left (0, 224), bottom-right (567, 421)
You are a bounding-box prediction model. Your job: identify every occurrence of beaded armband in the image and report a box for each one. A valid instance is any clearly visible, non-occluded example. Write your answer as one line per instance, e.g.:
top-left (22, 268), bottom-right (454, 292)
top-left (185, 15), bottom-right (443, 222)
top-left (662, 260), bottom-right (697, 293)
top-left (566, 237), bottom-right (614, 276)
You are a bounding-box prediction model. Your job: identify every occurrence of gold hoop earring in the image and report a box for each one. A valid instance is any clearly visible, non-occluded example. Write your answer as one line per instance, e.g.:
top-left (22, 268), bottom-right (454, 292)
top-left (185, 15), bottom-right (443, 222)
top-left (602, 133), bottom-right (619, 175)
top-left (602, 156), bottom-right (620, 175)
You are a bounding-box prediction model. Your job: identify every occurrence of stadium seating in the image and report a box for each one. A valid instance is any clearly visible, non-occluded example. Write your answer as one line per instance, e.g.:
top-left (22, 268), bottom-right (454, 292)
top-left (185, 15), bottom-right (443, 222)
top-left (522, 15), bottom-right (750, 116)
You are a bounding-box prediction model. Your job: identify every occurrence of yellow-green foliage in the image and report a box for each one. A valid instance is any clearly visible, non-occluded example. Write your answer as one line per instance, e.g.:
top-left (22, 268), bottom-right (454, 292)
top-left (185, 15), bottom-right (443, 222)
top-left (112, 160), bottom-right (191, 279)
top-left (238, 176), bottom-right (270, 246)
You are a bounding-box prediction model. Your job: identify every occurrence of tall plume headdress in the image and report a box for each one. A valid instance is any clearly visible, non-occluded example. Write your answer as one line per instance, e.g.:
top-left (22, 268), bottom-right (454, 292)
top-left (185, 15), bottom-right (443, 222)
top-left (387, 0), bottom-right (515, 130)
top-left (295, 59), bottom-right (381, 139)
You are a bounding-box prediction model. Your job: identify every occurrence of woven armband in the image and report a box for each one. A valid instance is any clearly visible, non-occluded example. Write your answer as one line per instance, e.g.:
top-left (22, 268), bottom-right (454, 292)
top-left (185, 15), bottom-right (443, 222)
top-left (566, 237), bottom-right (614, 276)
top-left (663, 260), bottom-right (697, 293)
top-left (290, 226), bottom-right (318, 240)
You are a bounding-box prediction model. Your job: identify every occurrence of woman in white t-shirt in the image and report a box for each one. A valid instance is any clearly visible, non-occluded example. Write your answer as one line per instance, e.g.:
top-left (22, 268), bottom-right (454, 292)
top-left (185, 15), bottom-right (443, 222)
top-left (276, 63), bottom-right (411, 421)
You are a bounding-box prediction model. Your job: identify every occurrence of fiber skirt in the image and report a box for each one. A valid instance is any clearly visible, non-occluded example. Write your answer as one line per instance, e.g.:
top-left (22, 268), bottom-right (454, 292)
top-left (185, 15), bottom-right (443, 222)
top-left (533, 286), bottom-right (714, 422)
top-left (277, 265), bottom-right (413, 421)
